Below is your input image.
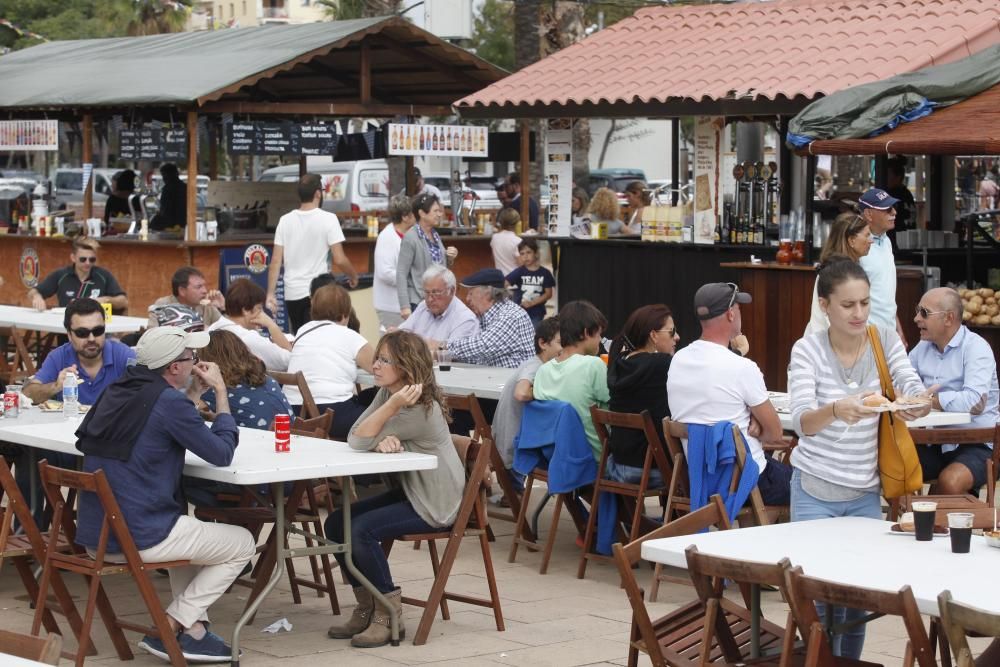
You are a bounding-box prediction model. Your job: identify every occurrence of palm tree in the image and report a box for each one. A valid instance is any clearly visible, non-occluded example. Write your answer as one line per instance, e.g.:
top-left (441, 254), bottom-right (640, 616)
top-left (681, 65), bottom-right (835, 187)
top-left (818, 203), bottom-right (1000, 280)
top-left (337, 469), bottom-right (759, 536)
top-left (124, 0), bottom-right (193, 36)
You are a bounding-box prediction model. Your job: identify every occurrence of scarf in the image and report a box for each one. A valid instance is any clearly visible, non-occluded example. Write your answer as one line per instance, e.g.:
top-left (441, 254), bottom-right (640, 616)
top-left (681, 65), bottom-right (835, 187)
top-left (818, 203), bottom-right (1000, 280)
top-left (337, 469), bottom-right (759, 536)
top-left (416, 224), bottom-right (444, 264)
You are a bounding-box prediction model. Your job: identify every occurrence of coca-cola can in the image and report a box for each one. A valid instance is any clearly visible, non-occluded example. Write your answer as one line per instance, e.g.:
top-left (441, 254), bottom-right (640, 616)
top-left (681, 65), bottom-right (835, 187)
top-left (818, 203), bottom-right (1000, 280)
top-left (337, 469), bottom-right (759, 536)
top-left (274, 414), bottom-right (291, 452)
top-left (4, 386), bottom-right (21, 418)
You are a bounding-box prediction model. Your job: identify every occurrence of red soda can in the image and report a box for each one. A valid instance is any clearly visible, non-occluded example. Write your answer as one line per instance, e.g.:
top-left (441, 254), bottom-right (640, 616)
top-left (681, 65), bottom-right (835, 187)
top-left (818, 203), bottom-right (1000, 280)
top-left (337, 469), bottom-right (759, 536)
top-left (274, 414), bottom-right (291, 452)
top-left (3, 388), bottom-right (20, 418)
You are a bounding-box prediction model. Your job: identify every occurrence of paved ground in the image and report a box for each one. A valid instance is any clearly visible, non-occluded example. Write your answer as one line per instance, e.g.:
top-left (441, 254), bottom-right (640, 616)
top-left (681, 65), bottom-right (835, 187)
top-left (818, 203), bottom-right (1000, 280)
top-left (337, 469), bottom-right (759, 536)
top-left (0, 489), bottom-right (991, 666)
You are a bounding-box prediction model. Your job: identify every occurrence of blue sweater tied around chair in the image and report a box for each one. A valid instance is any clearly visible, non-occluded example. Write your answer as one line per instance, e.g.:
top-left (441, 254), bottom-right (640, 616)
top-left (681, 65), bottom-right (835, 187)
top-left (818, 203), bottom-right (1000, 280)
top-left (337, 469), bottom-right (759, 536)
top-left (513, 400), bottom-right (596, 492)
top-left (686, 422), bottom-right (760, 526)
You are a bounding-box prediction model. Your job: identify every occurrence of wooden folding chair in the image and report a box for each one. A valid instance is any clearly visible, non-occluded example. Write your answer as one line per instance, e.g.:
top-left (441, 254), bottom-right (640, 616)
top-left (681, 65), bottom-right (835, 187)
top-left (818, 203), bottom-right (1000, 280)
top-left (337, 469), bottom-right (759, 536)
top-left (0, 325), bottom-right (38, 384)
top-left (445, 392), bottom-right (527, 536)
top-left (938, 589), bottom-right (1000, 667)
top-left (784, 566), bottom-right (935, 667)
top-left (650, 419), bottom-right (787, 601)
top-left (613, 495), bottom-right (785, 666)
top-left (268, 370), bottom-right (321, 419)
top-left (0, 459), bottom-right (95, 663)
top-left (684, 546), bottom-right (797, 665)
top-left (577, 407), bottom-right (674, 579)
top-left (0, 628), bottom-right (62, 665)
top-left (384, 437), bottom-right (504, 645)
top-left (32, 461), bottom-right (189, 667)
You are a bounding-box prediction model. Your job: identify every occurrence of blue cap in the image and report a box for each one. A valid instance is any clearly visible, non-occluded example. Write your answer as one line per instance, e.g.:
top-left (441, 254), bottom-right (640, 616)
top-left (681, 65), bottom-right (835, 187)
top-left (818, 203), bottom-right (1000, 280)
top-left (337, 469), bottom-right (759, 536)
top-left (460, 268), bottom-right (505, 289)
top-left (858, 188), bottom-right (900, 210)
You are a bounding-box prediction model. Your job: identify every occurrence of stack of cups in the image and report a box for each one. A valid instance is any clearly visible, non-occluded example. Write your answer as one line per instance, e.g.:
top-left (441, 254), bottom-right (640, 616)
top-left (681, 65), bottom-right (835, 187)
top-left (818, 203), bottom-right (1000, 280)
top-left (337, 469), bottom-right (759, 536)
top-left (274, 414), bottom-right (291, 453)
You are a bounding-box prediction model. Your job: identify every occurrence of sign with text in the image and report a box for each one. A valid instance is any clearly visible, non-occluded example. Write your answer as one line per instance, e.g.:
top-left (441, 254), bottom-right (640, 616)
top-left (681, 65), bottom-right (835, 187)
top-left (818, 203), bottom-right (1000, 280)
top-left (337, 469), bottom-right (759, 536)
top-left (227, 121), bottom-right (340, 156)
top-left (387, 123), bottom-right (487, 158)
top-left (0, 120), bottom-right (58, 151)
top-left (119, 127), bottom-right (188, 161)
top-left (544, 121), bottom-right (572, 237)
top-left (693, 116), bottom-right (723, 245)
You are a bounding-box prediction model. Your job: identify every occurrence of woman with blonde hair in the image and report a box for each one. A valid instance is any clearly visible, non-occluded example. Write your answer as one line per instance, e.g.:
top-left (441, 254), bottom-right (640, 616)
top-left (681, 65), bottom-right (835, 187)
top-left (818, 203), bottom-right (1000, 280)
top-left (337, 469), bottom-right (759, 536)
top-left (324, 330), bottom-right (465, 648)
top-left (587, 186), bottom-right (625, 235)
top-left (804, 213), bottom-right (874, 336)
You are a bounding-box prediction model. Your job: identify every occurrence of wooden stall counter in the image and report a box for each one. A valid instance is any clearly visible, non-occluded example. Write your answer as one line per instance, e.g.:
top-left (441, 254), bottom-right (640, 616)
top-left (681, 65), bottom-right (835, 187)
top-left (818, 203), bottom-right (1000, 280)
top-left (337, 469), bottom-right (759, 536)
top-left (0, 232), bottom-right (495, 318)
top-left (722, 261), bottom-right (923, 391)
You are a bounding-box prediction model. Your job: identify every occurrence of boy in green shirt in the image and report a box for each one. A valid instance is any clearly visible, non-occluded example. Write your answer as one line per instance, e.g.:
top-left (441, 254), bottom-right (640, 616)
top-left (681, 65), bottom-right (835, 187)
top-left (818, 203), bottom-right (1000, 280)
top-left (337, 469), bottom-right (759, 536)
top-left (533, 301), bottom-right (610, 460)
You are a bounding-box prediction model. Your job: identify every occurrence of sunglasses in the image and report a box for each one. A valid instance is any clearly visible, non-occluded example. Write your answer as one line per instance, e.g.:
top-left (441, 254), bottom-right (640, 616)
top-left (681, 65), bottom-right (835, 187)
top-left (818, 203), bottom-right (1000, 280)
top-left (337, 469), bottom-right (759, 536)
top-left (726, 282), bottom-right (740, 310)
top-left (76, 256), bottom-right (97, 264)
top-left (656, 327), bottom-right (677, 337)
top-left (174, 354), bottom-right (200, 364)
top-left (70, 325), bottom-right (106, 339)
top-left (915, 305), bottom-right (947, 319)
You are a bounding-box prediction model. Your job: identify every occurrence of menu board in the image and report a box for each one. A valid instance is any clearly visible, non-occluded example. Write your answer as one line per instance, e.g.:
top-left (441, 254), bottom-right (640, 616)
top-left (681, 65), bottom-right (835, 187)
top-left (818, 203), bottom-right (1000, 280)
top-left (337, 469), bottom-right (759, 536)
top-left (119, 127), bottom-right (188, 161)
top-left (228, 122), bottom-right (339, 156)
top-left (0, 120), bottom-right (59, 151)
top-left (387, 123), bottom-right (487, 158)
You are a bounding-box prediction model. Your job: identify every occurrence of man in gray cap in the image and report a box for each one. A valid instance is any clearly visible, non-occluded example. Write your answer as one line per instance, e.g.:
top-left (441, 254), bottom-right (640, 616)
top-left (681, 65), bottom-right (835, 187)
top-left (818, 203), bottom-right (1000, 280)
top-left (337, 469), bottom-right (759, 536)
top-left (434, 268), bottom-right (535, 368)
top-left (667, 282), bottom-right (791, 505)
top-left (74, 326), bottom-right (255, 663)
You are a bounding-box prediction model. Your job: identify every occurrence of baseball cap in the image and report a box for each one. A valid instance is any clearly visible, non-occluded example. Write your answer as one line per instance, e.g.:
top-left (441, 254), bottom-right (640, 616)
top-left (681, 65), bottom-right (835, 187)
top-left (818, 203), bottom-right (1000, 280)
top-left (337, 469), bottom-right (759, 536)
top-left (858, 188), bottom-right (900, 210)
top-left (694, 282), bottom-right (752, 320)
top-left (135, 326), bottom-right (210, 369)
top-left (460, 268), bottom-right (505, 289)
top-left (150, 304), bottom-right (204, 332)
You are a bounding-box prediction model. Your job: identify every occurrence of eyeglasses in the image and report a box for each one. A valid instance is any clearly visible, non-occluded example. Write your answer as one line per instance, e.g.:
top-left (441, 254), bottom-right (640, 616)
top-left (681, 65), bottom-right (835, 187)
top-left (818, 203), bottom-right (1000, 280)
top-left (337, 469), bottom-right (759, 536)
top-left (726, 282), bottom-right (740, 310)
top-left (70, 325), bottom-right (106, 339)
top-left (915, 305), bottom-right (948, 319)
top-left (174, 354), bottom-right (200, 365)
top-left (373, 356), bottom-right (394, 366)
top-left (76, 256), bottom-right (97, 264)
top-left (425, 288), bottom-right (451, 299)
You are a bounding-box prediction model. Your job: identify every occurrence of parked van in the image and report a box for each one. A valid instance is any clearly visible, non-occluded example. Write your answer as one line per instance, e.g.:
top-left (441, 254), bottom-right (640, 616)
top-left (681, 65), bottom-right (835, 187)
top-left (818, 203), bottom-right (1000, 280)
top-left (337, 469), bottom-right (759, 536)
top-left (53, 168), bottom-right (118, 209)
top-left (258, 159), bottom-right (389, 214)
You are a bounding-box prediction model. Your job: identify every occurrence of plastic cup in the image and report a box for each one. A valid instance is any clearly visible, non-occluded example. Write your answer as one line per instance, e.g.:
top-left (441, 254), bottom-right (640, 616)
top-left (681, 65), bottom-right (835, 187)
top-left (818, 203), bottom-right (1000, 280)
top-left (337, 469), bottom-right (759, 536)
top-left (437, 349), bottom-right (452, 371)
top-left (947, 512), bottom-right (974, 553)
top-left (911, 501), bottom-right (937, 541)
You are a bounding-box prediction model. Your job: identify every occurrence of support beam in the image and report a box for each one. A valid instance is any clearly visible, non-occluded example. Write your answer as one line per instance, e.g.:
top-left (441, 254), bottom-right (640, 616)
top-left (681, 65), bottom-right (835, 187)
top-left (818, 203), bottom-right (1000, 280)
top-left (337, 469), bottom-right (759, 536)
top-left (82, 114), bottom-right (93, 220)
top-left (404, 156), bottom-right (415, 195)
top-left (360, 43), bottom-right (372, 105)
top-left (299, 156), bottom-right (307, 178)
top-left (200, 101), bottom-right (452, 117)
top-left (671, 119), bottom-right (679, 206)
top-left (519, 121), bottom-right (530, 226)
top-left (778, 116), bottom-right (792, 216)
top-left (208, 122), bottom-right (218, 181)
top-left (367, 35), bottom-right (486, 90)
top-left (804, 155), bottom-right (816, 263)
top-left (186, 111), bottom-right (198, 240)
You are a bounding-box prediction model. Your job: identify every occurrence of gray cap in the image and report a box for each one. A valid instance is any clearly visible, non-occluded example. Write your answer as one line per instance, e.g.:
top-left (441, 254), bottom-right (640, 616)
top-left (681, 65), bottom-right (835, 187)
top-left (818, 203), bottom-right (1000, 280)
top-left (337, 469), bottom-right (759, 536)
top-left (135, 326), bottom-right (210, 368)
top-left (694, 282), bottom-right (751, 320)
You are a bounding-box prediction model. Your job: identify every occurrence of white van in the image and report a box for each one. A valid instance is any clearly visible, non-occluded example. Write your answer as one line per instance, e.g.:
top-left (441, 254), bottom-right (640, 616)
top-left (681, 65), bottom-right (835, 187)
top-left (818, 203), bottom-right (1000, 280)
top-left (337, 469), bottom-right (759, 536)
top-left (258, 159), bottom-right (389, 214)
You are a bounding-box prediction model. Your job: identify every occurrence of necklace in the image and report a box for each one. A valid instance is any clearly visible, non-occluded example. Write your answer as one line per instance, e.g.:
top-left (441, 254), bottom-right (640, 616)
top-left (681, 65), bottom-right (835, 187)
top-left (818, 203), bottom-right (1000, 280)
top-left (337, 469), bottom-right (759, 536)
top-left (831, 332), bottom-right (867, 389)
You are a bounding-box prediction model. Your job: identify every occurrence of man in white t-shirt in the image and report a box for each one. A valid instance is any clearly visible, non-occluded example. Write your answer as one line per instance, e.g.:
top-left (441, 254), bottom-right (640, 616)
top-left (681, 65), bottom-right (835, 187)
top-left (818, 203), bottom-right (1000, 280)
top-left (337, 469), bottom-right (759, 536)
top-left (266, 174), bottom-right (358, 334)
top-left (668, 282), bottom-right (791, 505)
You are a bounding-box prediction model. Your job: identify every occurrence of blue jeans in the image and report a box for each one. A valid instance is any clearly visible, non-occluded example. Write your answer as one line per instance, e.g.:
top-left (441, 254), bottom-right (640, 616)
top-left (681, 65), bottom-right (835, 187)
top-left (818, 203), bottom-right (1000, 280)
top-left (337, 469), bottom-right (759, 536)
top-left (790, 469), bottom-right (882, 660)
top-left (324, 488), bottom-right (437, 594)
top-left (605, 454), bottom-right (664, 488)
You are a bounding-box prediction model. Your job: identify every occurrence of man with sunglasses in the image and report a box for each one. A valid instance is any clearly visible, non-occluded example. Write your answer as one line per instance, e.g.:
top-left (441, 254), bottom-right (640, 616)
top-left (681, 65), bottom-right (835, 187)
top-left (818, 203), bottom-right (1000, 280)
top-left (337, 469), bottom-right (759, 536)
top-left (908, 287), bottom-right (998, 496)
top-left (28, 238), bottom-right (128, 311)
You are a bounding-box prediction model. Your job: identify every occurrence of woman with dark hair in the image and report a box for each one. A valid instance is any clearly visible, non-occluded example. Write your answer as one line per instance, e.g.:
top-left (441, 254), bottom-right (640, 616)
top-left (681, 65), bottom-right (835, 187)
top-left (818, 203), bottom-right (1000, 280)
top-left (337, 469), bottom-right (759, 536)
top-left (395, 193), bottom-right (458, 320)
top-left (286, 284), bottom-right (374, 438)
top-left (208, 278), bottom-right (291, 371)
top-left (197, 329), bottom-right (292, 429)
top-left (103, 169), bottom-right (140, 224)
top-left (622, 180), bottom-right (648, 235)
top-left (606, 304), bottom-right (679, 484)
top-left (324, 330), bottom-right (464, 648)
top-left (804, 213), bottom-right (874, 336)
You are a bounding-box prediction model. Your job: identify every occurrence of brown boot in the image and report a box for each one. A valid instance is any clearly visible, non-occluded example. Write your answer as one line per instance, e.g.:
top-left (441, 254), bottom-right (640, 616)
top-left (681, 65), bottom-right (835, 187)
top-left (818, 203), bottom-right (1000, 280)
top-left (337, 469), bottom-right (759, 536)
top-left (327, 586), bottom-right (373, 639)
top-left (351, 588), bottom-right (404, 648)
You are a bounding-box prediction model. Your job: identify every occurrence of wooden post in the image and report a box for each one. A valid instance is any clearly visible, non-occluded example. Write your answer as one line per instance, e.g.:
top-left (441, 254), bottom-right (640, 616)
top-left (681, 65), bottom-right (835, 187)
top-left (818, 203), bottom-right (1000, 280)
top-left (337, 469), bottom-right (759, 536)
top-left (359, 42), bottom-right (371, 105)
top-left (82, 114), bottom-right (93, 220)
top-left (519, 120), bottom-right (530, 226)
top-left (405, 156), bottom-right (415, 195)
top-left (671, 119), bottom-right (680, 206)
top-left (299, 156), bottom-right (307, 178)
top-left (186, 111), bottom-right (198, 240)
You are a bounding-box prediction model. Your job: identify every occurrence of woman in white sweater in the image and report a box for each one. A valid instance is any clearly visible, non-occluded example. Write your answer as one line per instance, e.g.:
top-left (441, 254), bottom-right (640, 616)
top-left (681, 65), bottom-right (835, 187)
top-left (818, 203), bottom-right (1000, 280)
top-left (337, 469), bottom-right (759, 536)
top-left (788, 258), bottom-right (930, 660)
top-left (372, 195), bottom-right (415, 330)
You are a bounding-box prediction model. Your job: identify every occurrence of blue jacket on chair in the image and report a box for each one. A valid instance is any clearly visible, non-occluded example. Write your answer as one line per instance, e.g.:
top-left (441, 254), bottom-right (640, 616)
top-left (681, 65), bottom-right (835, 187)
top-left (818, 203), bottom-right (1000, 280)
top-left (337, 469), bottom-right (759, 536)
top-left (513, 400), bottom-right (597, 494)
top-left (687, 421), bottom-right (760, 525)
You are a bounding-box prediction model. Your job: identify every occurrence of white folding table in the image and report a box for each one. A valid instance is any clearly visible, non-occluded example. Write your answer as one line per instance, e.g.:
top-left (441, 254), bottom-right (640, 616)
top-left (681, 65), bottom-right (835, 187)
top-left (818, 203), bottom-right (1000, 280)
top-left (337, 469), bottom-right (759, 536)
top-left (0, 413), bottom-right (437, 664)
top-left (358, 363), bottom-right (514, 400)
top-left (0, 305), bottom-right (147, 335)
top-left (642, 516), bottom-right (1000, 656)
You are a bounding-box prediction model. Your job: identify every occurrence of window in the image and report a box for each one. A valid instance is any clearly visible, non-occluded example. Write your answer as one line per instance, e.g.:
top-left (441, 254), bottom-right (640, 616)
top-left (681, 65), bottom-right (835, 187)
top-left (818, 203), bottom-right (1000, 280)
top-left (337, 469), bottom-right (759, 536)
top-left (241, 0), bottom-right (246, 14)
top-left (229, 3), bottom-right (234, 17)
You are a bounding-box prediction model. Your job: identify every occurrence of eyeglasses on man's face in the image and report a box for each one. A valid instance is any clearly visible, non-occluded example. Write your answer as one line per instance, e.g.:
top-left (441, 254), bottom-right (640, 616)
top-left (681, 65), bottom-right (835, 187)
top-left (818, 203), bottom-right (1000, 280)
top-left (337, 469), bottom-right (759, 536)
top-left (174, 354), bottom-right (200, 365)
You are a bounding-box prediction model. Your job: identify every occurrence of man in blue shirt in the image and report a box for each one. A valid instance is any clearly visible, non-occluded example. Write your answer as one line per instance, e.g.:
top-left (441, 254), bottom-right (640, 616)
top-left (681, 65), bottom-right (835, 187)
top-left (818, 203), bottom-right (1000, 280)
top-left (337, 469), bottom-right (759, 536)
top-left (75, 326), bottom-right (254, 663)
top-left (16, 298), bottom-right (135, 526)
top-left (857, 187), bottom-right (907, 347)
top-left (909, 287), bottom-right (999, 495)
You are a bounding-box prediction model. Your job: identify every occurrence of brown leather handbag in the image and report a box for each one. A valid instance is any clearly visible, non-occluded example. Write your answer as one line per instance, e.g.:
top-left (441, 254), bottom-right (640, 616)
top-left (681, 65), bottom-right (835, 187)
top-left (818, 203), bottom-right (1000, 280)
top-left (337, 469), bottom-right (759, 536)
top-left (867, 325), bottom-right (923, 498)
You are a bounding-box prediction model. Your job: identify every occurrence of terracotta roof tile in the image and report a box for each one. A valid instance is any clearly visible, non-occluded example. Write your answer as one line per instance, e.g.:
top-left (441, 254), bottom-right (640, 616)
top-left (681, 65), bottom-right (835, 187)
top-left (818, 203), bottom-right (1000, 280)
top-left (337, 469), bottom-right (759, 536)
top-left (456, 0), bottom-right (1000, 113)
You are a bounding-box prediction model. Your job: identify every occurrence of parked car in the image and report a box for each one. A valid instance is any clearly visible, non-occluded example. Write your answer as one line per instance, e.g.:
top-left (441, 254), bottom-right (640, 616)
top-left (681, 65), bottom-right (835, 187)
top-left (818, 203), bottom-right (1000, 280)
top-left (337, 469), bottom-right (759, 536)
top-left (585, 168), bottom-right (647, 197)
top-left (53, 168), bottom-right (117, 209)
top-left (258, 159), bottom-right (389, 214)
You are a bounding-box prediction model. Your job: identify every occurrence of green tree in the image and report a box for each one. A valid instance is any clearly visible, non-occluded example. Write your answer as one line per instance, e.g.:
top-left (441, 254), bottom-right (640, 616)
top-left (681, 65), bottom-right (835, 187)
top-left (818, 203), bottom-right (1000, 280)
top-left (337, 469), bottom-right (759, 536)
top-left (122, 0), bottom-right (193, 36)
top-left (0, 0), bottom-right (129, 50)
top-left (468, 0), bottom-right (514, 71)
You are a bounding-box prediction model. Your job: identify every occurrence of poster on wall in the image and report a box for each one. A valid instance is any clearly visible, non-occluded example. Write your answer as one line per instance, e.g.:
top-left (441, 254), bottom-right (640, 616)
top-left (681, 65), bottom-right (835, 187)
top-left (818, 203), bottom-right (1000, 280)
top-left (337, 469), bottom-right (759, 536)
top-left (0, 120), bottom-right (59, 151)
top-left (693, 116), bottom-right (724, 245)
top-left (387, 123), bottom-right (487, 158)
top-left (545, 120), bottom-right (573, 237)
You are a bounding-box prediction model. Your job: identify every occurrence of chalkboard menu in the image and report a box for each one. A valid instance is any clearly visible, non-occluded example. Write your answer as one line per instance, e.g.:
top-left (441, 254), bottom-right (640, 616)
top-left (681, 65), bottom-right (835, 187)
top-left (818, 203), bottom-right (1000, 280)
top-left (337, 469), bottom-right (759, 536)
top-left (119, 128), bottom-right (188, 161)
top-left (227, 121), bottom-right (339, 157)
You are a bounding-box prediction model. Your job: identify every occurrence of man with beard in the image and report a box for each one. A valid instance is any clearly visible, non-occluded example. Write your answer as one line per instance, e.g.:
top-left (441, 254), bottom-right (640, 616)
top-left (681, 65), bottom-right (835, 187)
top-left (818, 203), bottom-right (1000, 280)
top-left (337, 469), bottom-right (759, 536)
top-left (18, 297), bottom-right (135, 524)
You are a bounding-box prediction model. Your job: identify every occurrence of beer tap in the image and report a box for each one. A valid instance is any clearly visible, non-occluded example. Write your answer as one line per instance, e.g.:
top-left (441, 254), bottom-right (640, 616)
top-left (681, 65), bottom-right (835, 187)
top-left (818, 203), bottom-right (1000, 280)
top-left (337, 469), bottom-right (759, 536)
top-left (731, 163), bottom-right (745, 243)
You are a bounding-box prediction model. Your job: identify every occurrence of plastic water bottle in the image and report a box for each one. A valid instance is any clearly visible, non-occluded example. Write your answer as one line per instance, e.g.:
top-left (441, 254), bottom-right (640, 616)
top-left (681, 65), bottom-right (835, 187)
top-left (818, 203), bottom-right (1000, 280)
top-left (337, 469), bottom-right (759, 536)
top-left (62, 372), bottom-right (79, 419)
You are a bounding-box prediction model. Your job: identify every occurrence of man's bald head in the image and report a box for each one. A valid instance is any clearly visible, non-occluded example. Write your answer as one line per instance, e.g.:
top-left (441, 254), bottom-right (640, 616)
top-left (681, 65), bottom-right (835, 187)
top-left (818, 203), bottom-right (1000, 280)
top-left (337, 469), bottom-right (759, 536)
top-left (926, 287), bottom-right (963, 318)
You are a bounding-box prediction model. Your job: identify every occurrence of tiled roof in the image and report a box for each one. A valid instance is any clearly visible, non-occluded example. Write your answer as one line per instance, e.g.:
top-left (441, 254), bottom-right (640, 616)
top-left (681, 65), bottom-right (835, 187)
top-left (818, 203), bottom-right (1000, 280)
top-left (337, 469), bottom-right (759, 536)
top-left (456, 0), bottom-right (1000, 116)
